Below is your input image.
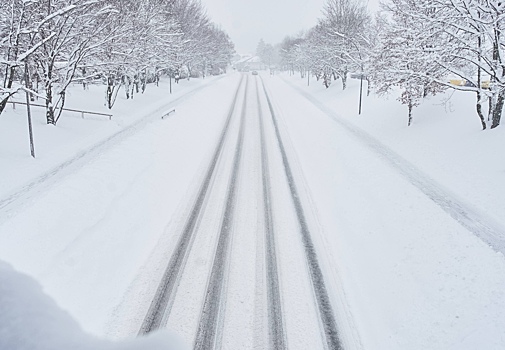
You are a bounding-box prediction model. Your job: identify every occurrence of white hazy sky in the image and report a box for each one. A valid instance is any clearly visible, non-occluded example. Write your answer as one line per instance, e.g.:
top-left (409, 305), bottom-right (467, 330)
top-left (202, 0), bottom-right (380, 55)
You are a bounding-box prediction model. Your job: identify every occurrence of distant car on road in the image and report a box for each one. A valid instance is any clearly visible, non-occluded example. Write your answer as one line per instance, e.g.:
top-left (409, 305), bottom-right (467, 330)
top-left (252, 71), bottom-right (258, 75)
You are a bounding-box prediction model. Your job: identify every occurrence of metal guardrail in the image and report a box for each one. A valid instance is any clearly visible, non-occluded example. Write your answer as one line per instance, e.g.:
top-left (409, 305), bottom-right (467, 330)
top-left (8, 100), bottom-right (113, 120)
top-left (161, 108), bottom-right (176, 119)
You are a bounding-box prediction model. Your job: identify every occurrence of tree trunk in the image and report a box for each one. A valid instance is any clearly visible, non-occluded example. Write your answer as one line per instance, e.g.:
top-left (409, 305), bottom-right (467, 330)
top-left (141, 73), bottom-right (146, 93)
top-left (341, 69), bottom-right (348, 90)
top-left (476, 90), bottom-right (487, 130)
top-left (134, 74), bottom-right (139, 93)
top-left (107, 86), bottom-right (113, 108)
top-left (488, 92), bottom-right (493, 121)
top-left (46, 103), bottom-right (55, 125)
top-left (35, 74), bottom-right (39, 100)
top-left (0, 66), bottom-right (16, 115)
top-left (54, 91), bottom-right (66, 124)
top-left (124, 75), bottom-right (131, 99)
top-left (475, 35), bottom-right (486, 130)
top-left (0, 99), bottom-right (8, 116)
top-left (45, 81), bottom-right (55, 125)
top-left (106, 78), bottom-right (120, 110)
top-left (491, 89), bottom-right (504, 129)
top-left (407, 101), bottom-right (413, 126)
top-left (323, 74), bottom-right (331, 88)
top-left (423, 84), bottom-right (429, 98)
top-left (106, 75), bottom-right (114, 109)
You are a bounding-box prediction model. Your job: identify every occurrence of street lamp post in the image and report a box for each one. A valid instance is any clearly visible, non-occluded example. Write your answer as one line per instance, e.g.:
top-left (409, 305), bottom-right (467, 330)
top-left (24, 61), bottom-right (35, 158)
top-left (359, 64), bottom-right (363, 115)
top-left (334, 32), bottom-right (366, 115)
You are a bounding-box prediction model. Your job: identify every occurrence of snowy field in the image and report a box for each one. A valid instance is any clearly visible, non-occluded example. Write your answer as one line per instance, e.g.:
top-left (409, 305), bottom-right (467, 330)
top-left (1, 72), bottom-right (504, 349)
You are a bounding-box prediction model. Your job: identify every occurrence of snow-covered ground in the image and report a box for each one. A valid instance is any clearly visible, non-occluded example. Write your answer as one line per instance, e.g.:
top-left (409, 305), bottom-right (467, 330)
top-left (0, 75), bottom-right (234, 349)
top-left (266, 73), bottom-right (505, 349)
top-left (0, 261), bottom-right (189, 350)
top-left (1, 71), bottom-right (504, 349)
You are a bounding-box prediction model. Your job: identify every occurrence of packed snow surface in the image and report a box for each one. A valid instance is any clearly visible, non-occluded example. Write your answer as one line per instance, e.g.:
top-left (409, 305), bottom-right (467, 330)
top-left (0, 72), bottom-right (504, 349)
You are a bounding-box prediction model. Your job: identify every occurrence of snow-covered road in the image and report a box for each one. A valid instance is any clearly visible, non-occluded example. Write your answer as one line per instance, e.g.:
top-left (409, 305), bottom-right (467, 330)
top-left (1, 72), bottom-right (505, 350)
top-left (138, 74), bottom-right (341, 349)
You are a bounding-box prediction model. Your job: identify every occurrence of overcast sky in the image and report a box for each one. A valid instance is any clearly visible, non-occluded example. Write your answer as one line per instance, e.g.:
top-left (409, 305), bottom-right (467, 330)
top-left (202, 0), bottom-right (380, 55)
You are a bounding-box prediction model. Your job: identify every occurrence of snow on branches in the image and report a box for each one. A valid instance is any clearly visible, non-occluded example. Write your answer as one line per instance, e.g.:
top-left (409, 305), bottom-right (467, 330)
top-left (0, 0), bottom-right (235, 122)
top-left (371, 0), bottom-right (505, 128)
top-left (273, 0), bottom-right (504, 129)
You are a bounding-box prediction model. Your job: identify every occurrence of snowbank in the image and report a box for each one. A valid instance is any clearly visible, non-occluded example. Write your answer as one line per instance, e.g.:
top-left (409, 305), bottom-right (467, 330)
top-left (0, 260), bottom-right (189, 350)
top-left (280, 73), bottom-right (505, 230)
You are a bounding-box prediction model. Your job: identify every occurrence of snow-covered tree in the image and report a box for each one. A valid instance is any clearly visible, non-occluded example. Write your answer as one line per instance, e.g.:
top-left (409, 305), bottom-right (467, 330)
top-left (438, 0), bottom-right (505, 129)
top-left (256, 39), bottom-right (277, 69)
top-left (280, 0), bottom-right (371, 90)
top-left (166, 0), bottom-right (233, 79)
top-left (27, 0), bottom-right (117, 124)
top-left (372, 0), bottom-right (504, 129)
top-left (205, 24), bottom-right (234, 74)
top-left (317, 0), bottom-right (370, 90)
top-left (280, 35), bottom-right (305, 75)
top-left (0, 0), bottom-right (60, 115)
top-left (1, 0), bottom-right (233, 121)
top-left (370, 0), bottom-right (448, 125)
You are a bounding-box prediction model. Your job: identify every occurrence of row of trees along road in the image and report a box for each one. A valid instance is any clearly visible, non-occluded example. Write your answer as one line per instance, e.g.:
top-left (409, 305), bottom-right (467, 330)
top-left (0, 0), bottom-right (235, 125)
top-left (267, 0), bottom-right (504, 129)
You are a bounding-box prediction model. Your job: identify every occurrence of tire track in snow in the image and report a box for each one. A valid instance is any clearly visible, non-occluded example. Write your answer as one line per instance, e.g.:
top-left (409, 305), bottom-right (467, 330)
top-left (0, 77), bottom-right (225, 225)
top-left (260, 77), bottom-right (344, 350)
top-left (281, 76), bottom-right (505, 256)
top-left (193, 76), bottom-right (249, 350)
top-left (255, 77), bottom-right (287, 350)
top-left (138, 75), bottom-right (245, 335)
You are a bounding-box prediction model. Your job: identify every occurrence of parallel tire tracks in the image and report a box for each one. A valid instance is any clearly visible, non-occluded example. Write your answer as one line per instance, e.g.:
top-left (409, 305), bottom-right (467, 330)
top-left (138, 75), bottom-right (245, 335)
top-left (141, 74), bottom-right (344, 350)
top-left (193, 76), bottom-right (249, 350)
top-left (260, 77), bottom-right (343, 350)
top-left (256, 78), bottom-right (287, 350)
